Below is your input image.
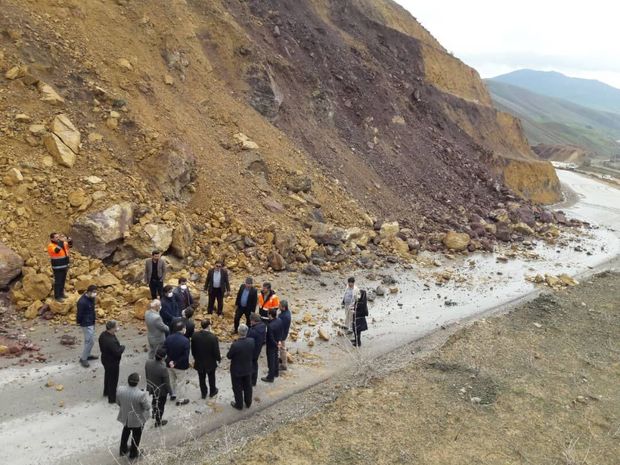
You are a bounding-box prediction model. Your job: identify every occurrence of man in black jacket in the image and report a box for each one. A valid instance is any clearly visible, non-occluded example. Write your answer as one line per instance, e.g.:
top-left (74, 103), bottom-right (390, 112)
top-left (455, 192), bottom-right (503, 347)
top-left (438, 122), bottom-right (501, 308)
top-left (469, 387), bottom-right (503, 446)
top-left (145, 348), bottom-right (172, 427)
top-left (204, 261), bottom-right (230, 316)
top-left (77, 285), bottom-right (98, 368)
top-left (262, 308), bottom-right (283, 383)
top-left (233, 277), bottom-right (258, 333)
top-left (99, 320), bottom-right (125, 403)
top-left (172, 307), bottom-right (195, 339)
top-left (191, 319), bottom-right (221, 399)
top-left (247, 313), bottom-right (266, 386)
top-left (163, 320), bottom-right (190, 406)
top-left (226, 324), bottom-right (254, 410)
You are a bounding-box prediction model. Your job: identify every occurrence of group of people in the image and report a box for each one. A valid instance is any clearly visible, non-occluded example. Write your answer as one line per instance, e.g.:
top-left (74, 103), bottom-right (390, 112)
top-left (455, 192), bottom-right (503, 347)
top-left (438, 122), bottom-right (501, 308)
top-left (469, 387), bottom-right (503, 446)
top-left (48, 234), bottom-right (368, 461)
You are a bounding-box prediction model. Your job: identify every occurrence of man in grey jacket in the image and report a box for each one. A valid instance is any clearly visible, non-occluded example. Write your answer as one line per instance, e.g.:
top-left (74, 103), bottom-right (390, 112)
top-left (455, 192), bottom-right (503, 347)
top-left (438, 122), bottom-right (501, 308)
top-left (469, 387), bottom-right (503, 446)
top-left (144, 250), bottom-right (166, 299)
top-left (116, 373), bottom-right (150, 460)
top-left (145, 300), bottom-right (169, 359)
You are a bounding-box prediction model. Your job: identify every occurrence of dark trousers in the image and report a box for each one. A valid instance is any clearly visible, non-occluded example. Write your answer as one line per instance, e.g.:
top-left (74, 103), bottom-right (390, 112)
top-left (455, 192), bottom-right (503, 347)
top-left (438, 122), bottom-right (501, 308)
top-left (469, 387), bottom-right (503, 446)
top-left (149, 280), bottom-right (164, 299)
top-left (352, 326), bottom-right (362, 347)
top-left (234, 306), bottom-right (252, 332)
top-left (120, 425), bottom-right (143, 459)
top-left (266, 344), bottom-right (279, 380)
top-left (207, 288), bottom-right (224, 315)
top-left (53, 268), bottom-right (68, 299)
top-left (151, 393), bottom-right (167, 424)
top-left (231, 373), bottom-right (252, 409)
top-left (251, 358), bottom-right (259, 386)
top-left (198, 369), bottom-right (217, 397)
top-left (103, 363), bottom-right (120, 402)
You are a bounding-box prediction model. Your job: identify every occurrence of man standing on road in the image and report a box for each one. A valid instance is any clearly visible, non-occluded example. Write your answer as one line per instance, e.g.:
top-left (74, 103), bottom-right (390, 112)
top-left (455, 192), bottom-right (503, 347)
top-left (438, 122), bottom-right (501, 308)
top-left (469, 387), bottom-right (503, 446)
top-left (163, 320), bottom-right (190, 406)
top-left (173, 277), bottom-right (194, 314)
top-left (341, 277), bottom-right (360, 333)
top-left (99, 320), bottom-right (125, 403)
top-left (191, 319), bottom-right (221, 399)
top-left (227, 324), bottom-right (254, 410)
top-left (145, 300), bottom-right (169, 359)
top-left (76, 284), bottom-right (98, 368)
top-left (144, 250), bottom-right (166, 300)
top-left (47, 232), bottom-right (72, 301)
top-left (247, 313), bottom-right (266, 386)
top-left (160, 285), bottom-right (180, 331)
top-left (278, 300), bottom-right (292, 372)
top-left (145, 348), bottom-right (172, 427)
top-left (262, 308), bottom-right (283, 383)
top-left (116, 373), bottom-right (150, 460)
top-left (233, 277), bottom-right (258, 333)
top-left (258, 282), bottom-right (280, 323)
top-left (204, 260), bottom-right (230, 317)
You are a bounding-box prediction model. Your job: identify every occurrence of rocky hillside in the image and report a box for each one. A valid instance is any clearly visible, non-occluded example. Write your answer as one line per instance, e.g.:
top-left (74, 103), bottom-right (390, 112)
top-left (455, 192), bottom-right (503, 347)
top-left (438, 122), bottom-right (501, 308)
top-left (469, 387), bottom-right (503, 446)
top-left (0, 0), bottom-right (565, 326)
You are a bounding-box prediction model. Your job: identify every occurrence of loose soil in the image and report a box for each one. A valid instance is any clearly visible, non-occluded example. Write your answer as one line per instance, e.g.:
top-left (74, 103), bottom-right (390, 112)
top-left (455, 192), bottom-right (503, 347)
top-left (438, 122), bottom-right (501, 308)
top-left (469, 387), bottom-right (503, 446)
top-left (176, 271), bottom-right (620, 465)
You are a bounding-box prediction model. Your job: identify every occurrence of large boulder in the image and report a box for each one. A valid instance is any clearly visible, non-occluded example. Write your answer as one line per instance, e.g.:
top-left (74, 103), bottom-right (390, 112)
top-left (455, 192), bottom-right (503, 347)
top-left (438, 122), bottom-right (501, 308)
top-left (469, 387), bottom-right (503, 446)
top-left (246, 65), bottom-right (284, 119)
top-left (0, 242), bottom-right (23, 288)
top-left (495, 222), bottom-right (512, 242)
top-left (268, 251), bottom-right (287, 271)
top-left (442, 231), bottom-right (471, 251)
top-left (22, 272), bottom-right (52, 300)
top-left (122, 223), bottom-right (174, 258)
top-left (144, 223), bottom-right (173, 252)
top-left (169, 221), bottom-right (194, 258)
top-left (71, 203), bottom-right (134, 259)
top-left (379, 221), bottom-right (400, 239)
top-left (141, 141), bottom-right (196, 201)
top-left (310, 222), bottom-right (346, 245)
top-left (49, 293), bottom-right (79, 315)
top-left (275, 231), bottom-right (297, 260)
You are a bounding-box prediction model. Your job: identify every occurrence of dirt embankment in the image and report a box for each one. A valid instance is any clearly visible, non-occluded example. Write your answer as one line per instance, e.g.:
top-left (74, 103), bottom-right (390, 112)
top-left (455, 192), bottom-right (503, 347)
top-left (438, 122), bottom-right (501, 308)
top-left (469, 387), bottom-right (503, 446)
top-left (195, 271), bottom-right (620, 465)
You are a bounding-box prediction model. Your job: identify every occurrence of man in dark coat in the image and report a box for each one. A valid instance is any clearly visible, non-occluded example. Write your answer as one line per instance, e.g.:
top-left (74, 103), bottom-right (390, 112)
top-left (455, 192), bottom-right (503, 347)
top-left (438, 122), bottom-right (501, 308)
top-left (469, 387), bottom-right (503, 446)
top-left (247, 313), bottom-right (266, 386)
top-left (278, 300), bottom-right (292, 371)
top-left (99, 320), bottom-right (125, 403)
top-left (163, 320), bottom-right (190, 406)
top-left (204, 261), bottom-right (230, 316)
top-left (262, 308), bottom-right (283, 383)
top-left (160, 285), bottom-right (180, 330)
top-left (352, 289), bottom-right (369, 347)
top-left (172, 307), bottom-right (195, 339)
top-left (191, 319), bottom-right (221, 398)
top-left (233, 277), bottom-right (258, 333)
top-left (145, 347), bottom-right (172, 427)
top-left (226, 324), bottom-right (254, 410)
top-left (77, 284), bottom-right (98, 368)
top-left (173, 277), bottom-right (194, 313)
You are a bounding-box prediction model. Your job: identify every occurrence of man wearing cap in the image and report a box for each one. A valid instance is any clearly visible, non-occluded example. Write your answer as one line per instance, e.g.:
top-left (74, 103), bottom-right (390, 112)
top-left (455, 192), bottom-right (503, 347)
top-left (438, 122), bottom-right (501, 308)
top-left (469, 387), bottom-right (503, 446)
top-left (204, 261), bottom-right (230, 316)
top-left (76, 284), bottom-right (98, 368)
top-left (145, 348), bottom-right (172, 427)
top-left (116, 373), bottom-right (150, 460)
top-left (247, 313), bottom-right (266, 386)
top-left (233, 277), bottom-right (258, 333)
top-left (227, 324), bottom-right (254, 410)
top-left (99, 320), bottom-right (125, 403)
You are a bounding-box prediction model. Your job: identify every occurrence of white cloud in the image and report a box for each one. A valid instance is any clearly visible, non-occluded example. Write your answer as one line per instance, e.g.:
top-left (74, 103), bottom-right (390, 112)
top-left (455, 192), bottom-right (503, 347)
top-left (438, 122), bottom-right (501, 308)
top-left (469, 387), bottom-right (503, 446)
top-left (395, 0), bottom-right (620, 87)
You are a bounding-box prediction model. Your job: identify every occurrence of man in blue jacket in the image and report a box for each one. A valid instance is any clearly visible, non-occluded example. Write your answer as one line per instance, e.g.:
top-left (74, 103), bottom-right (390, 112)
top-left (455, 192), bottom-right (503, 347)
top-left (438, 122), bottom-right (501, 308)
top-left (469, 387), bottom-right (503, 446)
top-left (163, 320), bottom-right (190, 406)
top-left (160, 285), bottom-right (180, 331)
top-left (247, 313), bottom-right (266, 386)
top-left (262, 308), bottom-right (283, 383)
top-left (278, 300), bottom-right (292, 371)
top-left (76, 285), bottom-right (98, 367)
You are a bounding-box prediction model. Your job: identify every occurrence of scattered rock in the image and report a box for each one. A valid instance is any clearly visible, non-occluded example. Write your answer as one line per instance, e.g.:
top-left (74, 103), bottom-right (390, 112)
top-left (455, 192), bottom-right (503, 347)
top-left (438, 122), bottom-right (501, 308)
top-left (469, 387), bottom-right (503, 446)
top-left (60, 334), bottom-right (77, 346)
top-left (310, 222), bottom-right (346, 245)
top-left (24, 300), bottom-right (42, 319)
top-left (233, 133), bottom-right (259, 150)
top-left (513, 222), bottom-right (535, 236)
top-left (268, 251), bottom-right (287, 271)
top-left (142, 141), bottom-right (196, 201)
top-left (375, 285), bottom-right (386, 296)
top-left (263, 198), bottom-right (285, 213)
top-left (37, 81), bottom-right (65, 105)
top-left (169, 221), bottom-right (194, 258)
top-left (2, 167), bottom-right (23, 186)
top-left (43, 133), bottom-right (76, 167)
top-left (301, 264), bottom-right (321, 276)
top-left (50, 114), bottom-right (80, 153)
top-left (22, 272), bottom-right (52, 301)
top-left (379, 221), bottom-right (399, 238)
top-left (318, 327), bottom-right (330, 341)
top-left (286, 175), bottom-right (312, 193)
top-left (442, 231), bottom-right (470, 251)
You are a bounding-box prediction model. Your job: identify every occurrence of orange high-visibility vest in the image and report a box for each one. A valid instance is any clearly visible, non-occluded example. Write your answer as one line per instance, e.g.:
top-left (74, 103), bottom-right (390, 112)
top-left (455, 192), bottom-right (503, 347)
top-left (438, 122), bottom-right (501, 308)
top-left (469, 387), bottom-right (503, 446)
top-left (47, 241), bottom-right (71, 270)
top-left (258, 292), bottom-right (280, 319)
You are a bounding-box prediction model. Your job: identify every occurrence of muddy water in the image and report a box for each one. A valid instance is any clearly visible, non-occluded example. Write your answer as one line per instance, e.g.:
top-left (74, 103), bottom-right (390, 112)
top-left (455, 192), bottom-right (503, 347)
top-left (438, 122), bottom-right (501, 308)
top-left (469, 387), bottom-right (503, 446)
top-left (0, 170), bottom-right (618, 465)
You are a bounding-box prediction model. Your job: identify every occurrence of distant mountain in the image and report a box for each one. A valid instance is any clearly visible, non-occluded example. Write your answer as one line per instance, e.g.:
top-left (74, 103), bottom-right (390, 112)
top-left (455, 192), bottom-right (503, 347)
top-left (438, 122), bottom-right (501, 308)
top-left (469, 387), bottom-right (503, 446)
top-left (491, 69), bottom-right (620, 115)
top-left (486, 79), bottom-right (620, 157)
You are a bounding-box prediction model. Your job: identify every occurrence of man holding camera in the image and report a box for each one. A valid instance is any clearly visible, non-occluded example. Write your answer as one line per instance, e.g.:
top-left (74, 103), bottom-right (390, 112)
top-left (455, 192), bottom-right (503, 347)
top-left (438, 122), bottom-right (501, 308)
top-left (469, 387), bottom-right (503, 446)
top-left (47, 232), bottom-right (73, 301)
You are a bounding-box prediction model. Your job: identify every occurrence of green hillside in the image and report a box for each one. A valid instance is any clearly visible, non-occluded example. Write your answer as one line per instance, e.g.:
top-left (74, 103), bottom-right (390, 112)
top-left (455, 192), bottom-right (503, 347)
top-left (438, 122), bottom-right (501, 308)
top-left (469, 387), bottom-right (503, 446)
top-left (491, 69), bottom-right (620, 114)
top-left (486, 80), bottom-right (620, 157)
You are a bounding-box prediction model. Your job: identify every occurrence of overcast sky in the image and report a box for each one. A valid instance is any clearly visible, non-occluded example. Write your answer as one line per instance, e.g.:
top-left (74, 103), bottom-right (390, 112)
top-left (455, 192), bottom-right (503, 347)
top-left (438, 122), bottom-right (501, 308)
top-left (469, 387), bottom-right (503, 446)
top-left (395, 0), bottom-right (620, 88)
